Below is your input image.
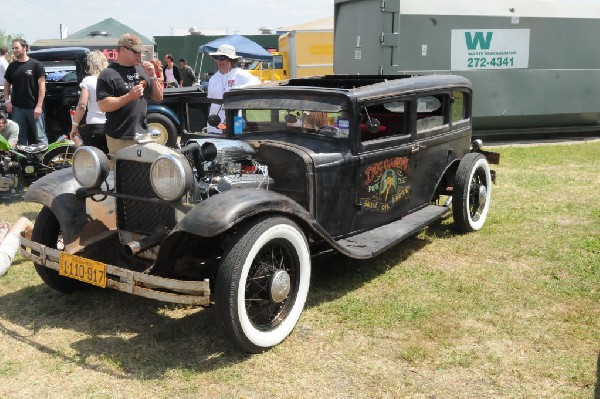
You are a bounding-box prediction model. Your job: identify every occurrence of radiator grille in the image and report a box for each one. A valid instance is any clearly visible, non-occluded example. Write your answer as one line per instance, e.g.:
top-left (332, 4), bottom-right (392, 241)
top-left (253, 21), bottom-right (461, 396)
top-left (116, 159), bottom-right (176, 235)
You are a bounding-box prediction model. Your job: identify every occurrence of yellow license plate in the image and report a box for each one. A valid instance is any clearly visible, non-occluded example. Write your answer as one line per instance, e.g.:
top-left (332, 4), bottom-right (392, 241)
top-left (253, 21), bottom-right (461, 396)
top-left (59, 253), bottom-right (107, 288)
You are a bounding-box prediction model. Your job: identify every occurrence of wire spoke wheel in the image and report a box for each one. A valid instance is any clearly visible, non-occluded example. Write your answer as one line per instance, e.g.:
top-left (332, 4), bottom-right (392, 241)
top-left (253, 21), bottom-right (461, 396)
top-left (245, 240), bottom-right (299, 331)
top-left (216, 216), bottom-right (310, 353)
top-left (468, 167), bottom-right (488, 223)
top-left (453, 153), bottom-right (492, 232)
top-left (43, 145), bottom-right (76, 171)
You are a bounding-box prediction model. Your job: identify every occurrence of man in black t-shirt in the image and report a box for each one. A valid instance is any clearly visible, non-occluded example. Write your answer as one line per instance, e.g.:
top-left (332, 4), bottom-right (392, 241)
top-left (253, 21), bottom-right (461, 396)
top-left (3, 38), bottom-right (48, 145)
top-left (96, 33), bottom-right (163, 161)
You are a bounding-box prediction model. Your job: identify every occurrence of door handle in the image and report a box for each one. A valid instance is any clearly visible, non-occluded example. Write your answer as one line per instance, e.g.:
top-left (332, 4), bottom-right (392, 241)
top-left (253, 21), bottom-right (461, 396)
top-left (411, 144), bottom-right (425, 153)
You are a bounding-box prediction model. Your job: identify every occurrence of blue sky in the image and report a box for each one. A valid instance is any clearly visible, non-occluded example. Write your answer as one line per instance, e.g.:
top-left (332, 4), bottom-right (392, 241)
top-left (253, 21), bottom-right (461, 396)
top-left (0, 0), bottom-right (334, 43)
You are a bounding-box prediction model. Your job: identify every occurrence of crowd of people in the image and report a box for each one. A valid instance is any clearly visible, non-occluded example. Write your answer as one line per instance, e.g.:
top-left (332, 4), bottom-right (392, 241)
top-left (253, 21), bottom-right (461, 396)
top-left (1, 33), bottom-right (264, 148)
top-left (0, 33), bottom-right (264, 277)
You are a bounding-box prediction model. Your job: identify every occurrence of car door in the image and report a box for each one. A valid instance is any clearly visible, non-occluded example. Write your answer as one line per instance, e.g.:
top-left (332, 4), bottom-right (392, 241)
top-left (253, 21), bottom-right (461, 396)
top-left (409, 90), bottom-right (470, 212)
top-left (352, 99), bottom-right (417, 233)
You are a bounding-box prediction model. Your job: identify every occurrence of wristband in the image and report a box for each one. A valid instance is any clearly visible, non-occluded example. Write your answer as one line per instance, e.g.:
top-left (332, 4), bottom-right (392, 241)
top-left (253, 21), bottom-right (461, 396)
top-left (72, 122), bottom-right (79, 127)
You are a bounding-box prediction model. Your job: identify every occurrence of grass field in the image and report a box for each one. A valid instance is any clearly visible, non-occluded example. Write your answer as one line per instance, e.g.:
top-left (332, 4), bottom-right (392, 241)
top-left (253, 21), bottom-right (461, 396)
top-left (0, 140), bottom-right (598, 398)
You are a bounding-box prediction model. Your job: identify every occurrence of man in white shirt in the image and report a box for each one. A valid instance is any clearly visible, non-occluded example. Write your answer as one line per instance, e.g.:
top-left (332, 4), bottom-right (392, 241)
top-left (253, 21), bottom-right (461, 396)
top-left (206, 44), bottom-right (260, 134)
top-left (0, 112), bottom-right (19, 147)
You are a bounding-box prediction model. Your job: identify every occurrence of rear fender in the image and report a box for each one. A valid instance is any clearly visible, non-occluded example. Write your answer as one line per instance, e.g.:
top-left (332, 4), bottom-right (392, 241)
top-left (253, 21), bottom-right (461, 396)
top-left (431, 159), bottom-right (461, 201)
top-left (24, 168), bottom-right (116, 250)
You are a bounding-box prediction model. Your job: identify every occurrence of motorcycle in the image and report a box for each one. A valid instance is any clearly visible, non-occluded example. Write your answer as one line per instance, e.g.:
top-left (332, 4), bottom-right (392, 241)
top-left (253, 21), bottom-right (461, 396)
top-left (0, 134), bottom-right (77, 199)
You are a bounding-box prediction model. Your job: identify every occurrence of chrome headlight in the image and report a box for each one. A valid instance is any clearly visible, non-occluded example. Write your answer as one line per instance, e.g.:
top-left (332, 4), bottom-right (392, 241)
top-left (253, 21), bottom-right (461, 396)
top-left (150, 154), bottom-right (193, 201)
top-left (72, 146), bottom-right (109, 188)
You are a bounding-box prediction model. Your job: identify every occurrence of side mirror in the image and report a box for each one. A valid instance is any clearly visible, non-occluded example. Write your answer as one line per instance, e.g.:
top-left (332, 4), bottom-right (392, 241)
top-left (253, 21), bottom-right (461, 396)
top-left (367, 118), bottom-right (381, 134)
top-left (207, 114), bottom-right (221, 127)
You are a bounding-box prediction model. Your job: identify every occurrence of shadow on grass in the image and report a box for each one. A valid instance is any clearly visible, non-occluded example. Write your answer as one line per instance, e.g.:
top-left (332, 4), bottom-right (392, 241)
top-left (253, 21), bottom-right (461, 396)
top-left (0, 285), bottom-right (249, 380)
top-left (308, 217), bottom-right (452, 307)
top-left (0, 218), bottom-right (454, 381)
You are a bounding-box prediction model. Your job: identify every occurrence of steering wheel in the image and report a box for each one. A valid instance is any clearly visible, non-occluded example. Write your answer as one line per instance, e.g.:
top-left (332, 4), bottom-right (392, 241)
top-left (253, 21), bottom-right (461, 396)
top-left (318, 126), bottom-right (340, 136)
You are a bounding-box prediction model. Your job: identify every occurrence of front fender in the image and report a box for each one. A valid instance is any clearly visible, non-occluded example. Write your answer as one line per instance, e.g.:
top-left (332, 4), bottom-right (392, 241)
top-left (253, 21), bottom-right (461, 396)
top-left (25, 168), bottom-right (116, 247)
top-left (152, 189), bottom-right (347, 274)
top-left (175, 188), bottom-right (320, 238)
top-left (147, 104), bottom-right (180, 125)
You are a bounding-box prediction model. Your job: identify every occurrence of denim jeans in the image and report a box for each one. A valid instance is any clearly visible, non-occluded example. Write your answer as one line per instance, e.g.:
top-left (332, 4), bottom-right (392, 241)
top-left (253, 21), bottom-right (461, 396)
top-left (11, 105), bottom-right (48, 145)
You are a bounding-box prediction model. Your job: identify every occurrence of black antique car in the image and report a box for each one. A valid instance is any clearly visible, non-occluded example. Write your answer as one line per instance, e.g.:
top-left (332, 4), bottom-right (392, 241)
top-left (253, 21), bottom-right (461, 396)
top-left (28, 46), bottom-right (206, 147)
top-left (19, 74), bottom-right (498, 353)
top-left (28, 47), bottom-right (89, 143)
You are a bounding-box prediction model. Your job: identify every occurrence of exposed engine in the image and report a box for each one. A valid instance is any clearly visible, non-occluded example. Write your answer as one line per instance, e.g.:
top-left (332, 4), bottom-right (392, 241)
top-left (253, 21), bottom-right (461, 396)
top-left (180, 138), bottom-right (273, 203)
top-left (111, 138), bottom-right (275, 260)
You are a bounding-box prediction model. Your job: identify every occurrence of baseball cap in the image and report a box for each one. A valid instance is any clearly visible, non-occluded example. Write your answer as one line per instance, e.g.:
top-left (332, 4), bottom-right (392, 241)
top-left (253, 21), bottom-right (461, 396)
top-left (209, 44), bottom-right (241, 60)
top-left (118, 33), bottom-right (147, 53)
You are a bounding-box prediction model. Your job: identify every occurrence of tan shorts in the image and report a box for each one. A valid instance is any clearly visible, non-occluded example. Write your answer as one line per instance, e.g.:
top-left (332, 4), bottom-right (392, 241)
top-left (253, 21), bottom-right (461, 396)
top-left (106, 136), bottom-right (137, 169)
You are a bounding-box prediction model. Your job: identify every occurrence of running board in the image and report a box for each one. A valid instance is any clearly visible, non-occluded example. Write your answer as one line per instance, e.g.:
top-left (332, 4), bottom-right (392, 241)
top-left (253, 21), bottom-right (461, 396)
top-left (334, 205), bottom-right (450, 259)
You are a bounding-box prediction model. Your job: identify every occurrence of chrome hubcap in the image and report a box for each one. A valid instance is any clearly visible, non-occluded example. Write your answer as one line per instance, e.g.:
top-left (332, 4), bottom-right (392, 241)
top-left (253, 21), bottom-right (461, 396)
top-left (478, 185), bottom-right (487, 205)
top-left (270, 270), bottom-right (291, 303)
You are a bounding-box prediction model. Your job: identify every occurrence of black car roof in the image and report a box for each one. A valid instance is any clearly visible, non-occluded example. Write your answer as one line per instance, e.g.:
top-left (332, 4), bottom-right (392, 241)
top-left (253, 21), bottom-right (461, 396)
top-left (28, 47), bottom-right (90, 61)
top-left (224, 74), bottom-right (472, 105)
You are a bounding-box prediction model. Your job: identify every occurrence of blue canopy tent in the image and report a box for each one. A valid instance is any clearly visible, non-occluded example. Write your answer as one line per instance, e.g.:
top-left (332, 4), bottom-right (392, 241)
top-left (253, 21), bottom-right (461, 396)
top-left (198, 34), bottom-right (274, 62)
top-left (195, 35), bottom-right (274, 86)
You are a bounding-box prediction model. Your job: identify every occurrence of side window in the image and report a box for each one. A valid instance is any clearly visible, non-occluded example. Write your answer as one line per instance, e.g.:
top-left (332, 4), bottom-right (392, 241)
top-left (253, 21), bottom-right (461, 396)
top-left (416, 94), bottom-right (447, 133)
top-left (360, 101), bottom-right (408, 142)
top-left (273, 55), bottom-right (284, 70)
top-left (451, 91), bottom-right (469, 123)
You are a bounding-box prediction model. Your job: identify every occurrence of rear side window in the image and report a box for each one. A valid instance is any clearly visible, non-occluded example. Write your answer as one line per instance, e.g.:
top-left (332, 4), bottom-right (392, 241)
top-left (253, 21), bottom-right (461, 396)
top-left (452, 91), bottom-right (469, 123)
top-left (416, 94), bottom-right (447, 133)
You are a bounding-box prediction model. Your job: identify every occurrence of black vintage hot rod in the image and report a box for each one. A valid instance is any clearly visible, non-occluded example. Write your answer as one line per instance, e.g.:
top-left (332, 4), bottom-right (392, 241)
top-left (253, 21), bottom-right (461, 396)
top-left (20, 74), bottom-right (498, 353)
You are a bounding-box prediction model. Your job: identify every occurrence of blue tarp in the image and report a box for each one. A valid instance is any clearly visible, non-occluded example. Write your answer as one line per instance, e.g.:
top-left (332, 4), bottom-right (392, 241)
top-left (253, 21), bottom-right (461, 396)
top-left (198, 35), bottom-right (273, 62)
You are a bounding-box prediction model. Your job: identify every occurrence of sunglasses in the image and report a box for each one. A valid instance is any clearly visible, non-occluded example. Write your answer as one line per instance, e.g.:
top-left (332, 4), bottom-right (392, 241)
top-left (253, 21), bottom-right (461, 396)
top-left (123, 46), bottom-right (141, 55)
top-left (212, 55), bottom-right (229, 61)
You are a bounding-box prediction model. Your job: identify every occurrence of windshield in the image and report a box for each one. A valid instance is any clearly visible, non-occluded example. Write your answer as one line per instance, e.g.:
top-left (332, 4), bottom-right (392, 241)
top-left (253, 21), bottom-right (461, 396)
top-left (230, 108), bottom-right (351, 138)
top-left (40, 60), bottom-right (78, 83)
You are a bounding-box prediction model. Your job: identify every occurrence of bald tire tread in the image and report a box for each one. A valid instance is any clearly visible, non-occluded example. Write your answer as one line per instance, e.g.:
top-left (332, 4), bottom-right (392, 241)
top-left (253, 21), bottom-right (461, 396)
top-left (32, 206), bottom-right (87, 293)
top-left (215, 215), bottom-right (311, 353)
top-left (452, 152), bottom-right (492, 233)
